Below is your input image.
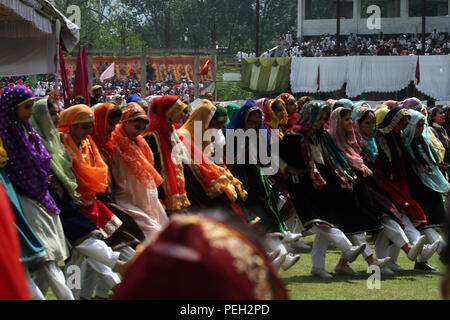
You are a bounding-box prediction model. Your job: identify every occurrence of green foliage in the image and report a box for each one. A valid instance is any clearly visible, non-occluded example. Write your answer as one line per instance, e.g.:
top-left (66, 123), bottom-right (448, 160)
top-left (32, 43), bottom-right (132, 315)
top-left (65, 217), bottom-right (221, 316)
top-left (216, 60), bottom-right (253, 101)
top-left (51, 0), bottom-right (298, 54)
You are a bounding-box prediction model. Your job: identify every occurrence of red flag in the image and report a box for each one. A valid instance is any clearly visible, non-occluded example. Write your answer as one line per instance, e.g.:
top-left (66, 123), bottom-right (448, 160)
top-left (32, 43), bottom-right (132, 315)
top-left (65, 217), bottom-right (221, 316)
top-left (198, 60), bottom-right (210, 76)
top-left (59, 45), bottom-right (71, 109)
top-left (73, 46), bottom-right (90, 106)
top-left (317, 64), bottom-right (320, 92)
top-left (415, 56), bottom-right (420, 85)
top-left (82, 47), bottom-right (90, 100)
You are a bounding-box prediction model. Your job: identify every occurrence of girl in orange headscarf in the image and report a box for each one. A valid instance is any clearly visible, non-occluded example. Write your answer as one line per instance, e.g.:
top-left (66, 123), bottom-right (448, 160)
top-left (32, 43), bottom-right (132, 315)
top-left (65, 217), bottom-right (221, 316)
top-left (59, 105), bottom-right (122, 238)
top-left (91, 103), bottom-right (122, 166)
top-left (111, 103), bottom-right (169, 240)
top-left (91, 102), bottom-right (146, 250)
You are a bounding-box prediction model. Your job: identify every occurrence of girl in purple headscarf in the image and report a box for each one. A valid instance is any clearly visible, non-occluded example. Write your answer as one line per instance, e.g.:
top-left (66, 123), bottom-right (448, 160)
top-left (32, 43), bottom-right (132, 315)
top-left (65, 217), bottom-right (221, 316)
top-left (0, 85), bottom-right (73, 300)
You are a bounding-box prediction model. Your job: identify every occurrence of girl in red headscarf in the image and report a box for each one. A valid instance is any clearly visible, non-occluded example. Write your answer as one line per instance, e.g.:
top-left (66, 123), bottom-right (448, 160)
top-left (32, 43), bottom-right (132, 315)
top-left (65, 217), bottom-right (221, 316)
top-left (143, 95), bottom-right (191, 213)
top-left (278, 93), bottom-right (299, 132)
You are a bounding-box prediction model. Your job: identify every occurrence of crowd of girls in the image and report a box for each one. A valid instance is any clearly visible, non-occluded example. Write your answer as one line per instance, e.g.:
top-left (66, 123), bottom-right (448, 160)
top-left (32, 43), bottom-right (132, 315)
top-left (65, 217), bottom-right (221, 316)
top-left (0, 84), bottom-right (448, 299)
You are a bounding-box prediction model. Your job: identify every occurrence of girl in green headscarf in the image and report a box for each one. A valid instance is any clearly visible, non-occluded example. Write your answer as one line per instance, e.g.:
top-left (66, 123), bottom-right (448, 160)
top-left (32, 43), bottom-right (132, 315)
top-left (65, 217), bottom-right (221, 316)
top-left (31, 99), bottom-right (132, 299)
top-left (224, 103), bottom-right (241, 127)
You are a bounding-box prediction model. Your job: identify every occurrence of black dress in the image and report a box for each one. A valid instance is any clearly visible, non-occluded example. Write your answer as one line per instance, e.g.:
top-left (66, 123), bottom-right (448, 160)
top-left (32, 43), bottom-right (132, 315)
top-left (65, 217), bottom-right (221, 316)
top-left (406, 162), bottom-right (446, 230)
top-left (280, 132), bottom-right (383, 235)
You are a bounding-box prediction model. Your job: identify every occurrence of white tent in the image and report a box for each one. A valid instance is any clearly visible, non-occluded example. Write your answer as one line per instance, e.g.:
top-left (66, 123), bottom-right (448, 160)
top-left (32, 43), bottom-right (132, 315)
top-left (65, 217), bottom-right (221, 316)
top-left (0, 0), bottom-right (80, 76)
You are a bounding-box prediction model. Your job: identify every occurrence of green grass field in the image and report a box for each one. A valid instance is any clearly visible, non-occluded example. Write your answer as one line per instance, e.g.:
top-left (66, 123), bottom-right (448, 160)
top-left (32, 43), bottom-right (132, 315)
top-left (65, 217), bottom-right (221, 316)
top-left (279, 235), bottom-right (446, 300)
top-left (44, 235), bottom-right (446, 300)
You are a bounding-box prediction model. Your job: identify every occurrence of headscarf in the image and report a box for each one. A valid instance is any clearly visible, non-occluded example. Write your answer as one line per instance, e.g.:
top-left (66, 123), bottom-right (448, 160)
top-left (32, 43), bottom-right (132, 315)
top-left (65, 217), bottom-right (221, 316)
top-left (338, 98), bottom-right (354, 110)
top-left (329, 107), bottom-right (371, 173)
top-left (0, 85), bottom-right (59, 214)
top-left (375, 107), bottom-right (410, 179)
top-left (403, 109), bottom-right (450, 193)
top-left (145, 95), bottom-right (190, 212)
top-left (224, 104), bottom-right (240, 128)
top-left (383, 100), bottom-right (400, 110)
top-left (297, 96), bottom-right (313, 113)
top-left (291, 101), bottom-right (355, 190)
top-left (325, 99), bottom-right (336, 108)
top-left (428, 107), bottom-right (449, 149)
top-left (227, 99), bottom-right (263, 132)
top-left (144, 95), bottom-right (162, 117)
top-left (278, 93), bottom-right (295, 105)
top-left (114, 214), bottom-right (288, 300)
top-left (30, 99), bottom-right (80, 202)
top-left (110, 94), bottom-right (125, 108)
top-left (91, 103), bottom-right (117, 165)
top-left (259, 98), bottom-right (288, 131)
top-left (111, 104), bottom-right (163, 190)
top-left (178, 100), bottom-right (240, 201)
top-left (377, 106), bottom-right (410, 134)
top-left (402, 97), bottom-right (422, 110)
top-left (443, 105), bottom-right (450, 137)
top-left (0, 138), bottom-right (6, 169)
top-left (352, 105), bottom-right (378, 163)
top-left (375, 105), bottom-right (390, 125)
top-left (419, 106), bottom-right (446, 162)
top-left (226, 99), bottom-right (268, 182)
top-left (58, 104), bottom-right (109, 205)
top-left (126, 93), bottom-right (144, 104)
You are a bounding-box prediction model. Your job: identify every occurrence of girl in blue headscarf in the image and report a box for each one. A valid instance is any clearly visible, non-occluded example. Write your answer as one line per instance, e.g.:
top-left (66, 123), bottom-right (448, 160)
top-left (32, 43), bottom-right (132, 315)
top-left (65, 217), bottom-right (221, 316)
top-left (375, 107), bottom-right (440, 271)
top-left (404, 109), bottom-right (448, 262)
top-left (226, 99), bottom-right (300, 271)
top-left (352, 105), bottom-right (430, 274)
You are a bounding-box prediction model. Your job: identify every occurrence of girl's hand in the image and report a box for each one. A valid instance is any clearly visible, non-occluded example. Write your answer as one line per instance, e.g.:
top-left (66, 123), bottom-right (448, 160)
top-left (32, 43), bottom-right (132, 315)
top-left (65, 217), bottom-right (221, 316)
top-left (287, 166), bottom-right (305, 176)
top-left (361, 166), bottom-right (373, 178)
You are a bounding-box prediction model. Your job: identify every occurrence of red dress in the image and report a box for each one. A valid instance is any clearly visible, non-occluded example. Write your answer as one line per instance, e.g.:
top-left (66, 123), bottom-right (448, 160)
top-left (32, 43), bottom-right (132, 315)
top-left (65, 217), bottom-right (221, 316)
top-left (0, 183), bottom-right (30, 300)
top-left (375, 155), bottom-right (427, 228)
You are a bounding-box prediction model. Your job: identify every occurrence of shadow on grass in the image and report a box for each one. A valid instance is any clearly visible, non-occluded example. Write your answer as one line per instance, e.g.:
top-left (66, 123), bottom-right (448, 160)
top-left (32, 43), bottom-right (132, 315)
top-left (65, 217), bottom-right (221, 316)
top-left (283, 274), bottom-right (366, 285)
top-left (283, 269), bottom-right (444, 285)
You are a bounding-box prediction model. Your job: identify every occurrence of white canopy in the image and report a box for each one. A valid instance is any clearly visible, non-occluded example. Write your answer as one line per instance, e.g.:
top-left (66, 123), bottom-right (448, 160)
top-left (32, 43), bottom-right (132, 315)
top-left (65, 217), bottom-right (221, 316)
top-left (0, 0), bottom-right (80, 76)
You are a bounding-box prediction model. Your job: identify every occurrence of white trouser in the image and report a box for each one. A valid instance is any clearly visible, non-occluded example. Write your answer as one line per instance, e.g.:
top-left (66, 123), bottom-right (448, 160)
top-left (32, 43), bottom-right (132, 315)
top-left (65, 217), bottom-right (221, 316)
top-left (375, 217), bottom-right (409, 259)
top-left (381, 214), bottom-right (422, 263)
top-left (444, 193), bottom-right (450, 215)
top-left (67, 237), bottom-right (121, 299)
top-left (117, 246), bottom-right (136, 261)
top-left (24, 265), bottom-right (45, 300)
top-left (310, 225), bottom-right (352, 270)
top-left (75, 237), bottom-right (120, 269)
top-left (348, 233), bottom-right (373, 259)
top-left (402, 214), bottom-right (421, 244)
top-left (79, 245), bottom-right (135, 299)
top-left (422, 227), bottom-right (447, 255)
top-left (33, 261), bottom-right (74, 300)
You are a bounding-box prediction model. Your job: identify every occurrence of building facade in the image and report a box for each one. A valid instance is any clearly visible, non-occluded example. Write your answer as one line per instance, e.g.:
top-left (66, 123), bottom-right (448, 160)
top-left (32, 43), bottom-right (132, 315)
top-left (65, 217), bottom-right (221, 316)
top-left (297, 0), bottom-right (449, 38)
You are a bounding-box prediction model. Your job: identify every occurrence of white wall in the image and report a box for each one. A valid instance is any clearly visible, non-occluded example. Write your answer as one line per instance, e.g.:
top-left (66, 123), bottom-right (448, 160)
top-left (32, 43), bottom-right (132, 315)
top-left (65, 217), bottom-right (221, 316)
top-left (297, 0), bottom-right (450, 37)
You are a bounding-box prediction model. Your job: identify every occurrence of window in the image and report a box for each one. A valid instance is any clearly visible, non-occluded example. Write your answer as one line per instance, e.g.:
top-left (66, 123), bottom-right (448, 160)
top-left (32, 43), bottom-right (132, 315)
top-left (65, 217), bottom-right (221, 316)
top-left (361, 0), bottom-right (401, 18)
top-left (409, 0), bottom-right (449, 17)
top-left (305, 0), bottom-right (354, 20)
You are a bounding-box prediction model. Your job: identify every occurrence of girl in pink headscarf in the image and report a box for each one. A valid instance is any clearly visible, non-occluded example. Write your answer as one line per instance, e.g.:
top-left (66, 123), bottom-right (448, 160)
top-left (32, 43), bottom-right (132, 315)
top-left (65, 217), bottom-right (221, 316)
top-left (328, 107), bottom-right (389, 272)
